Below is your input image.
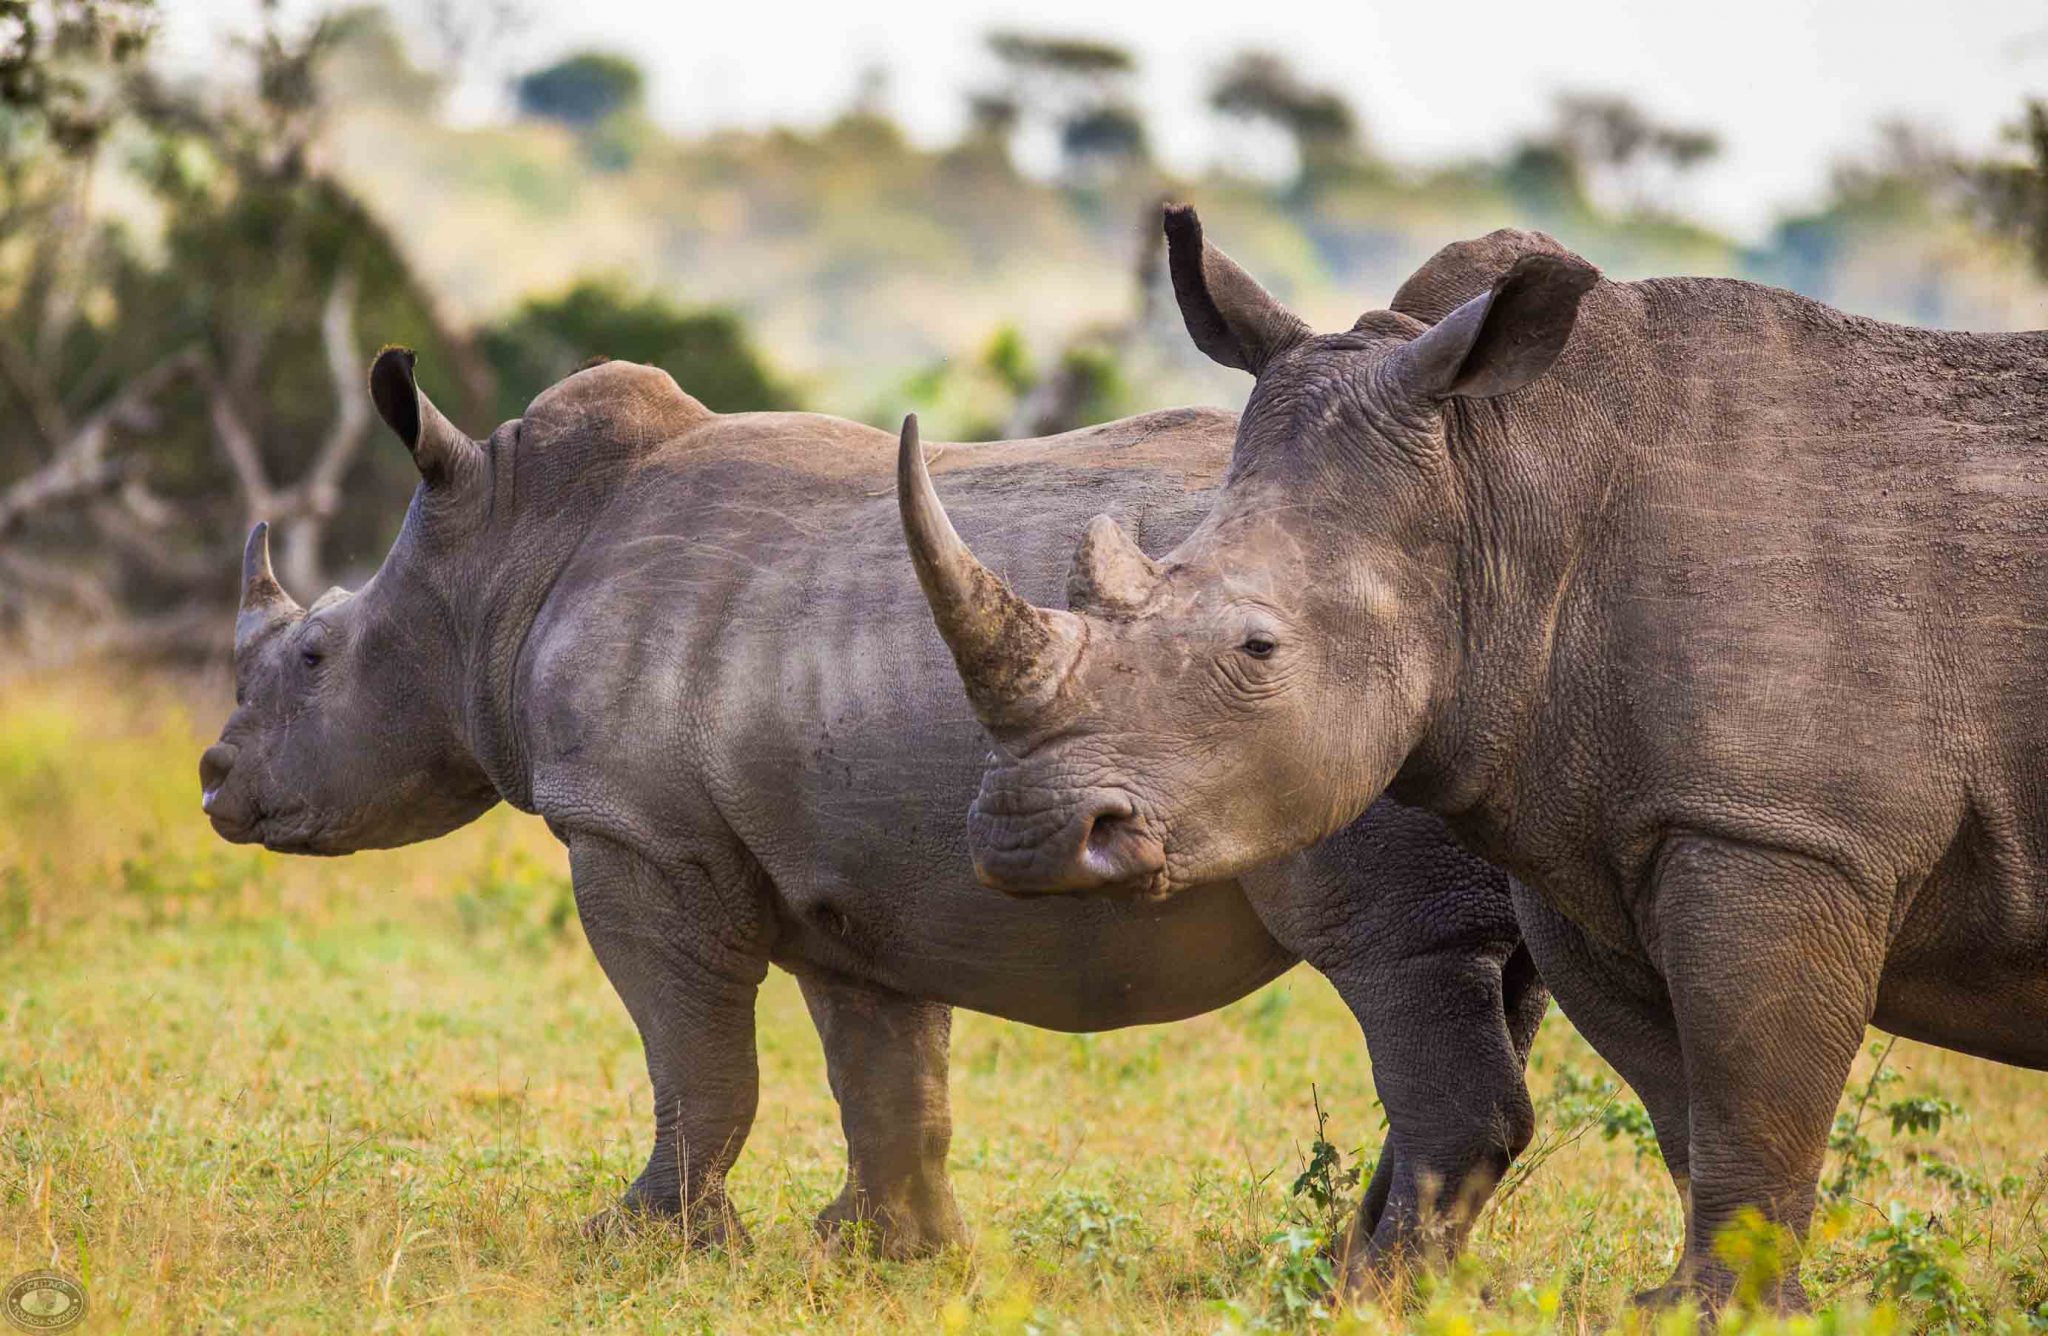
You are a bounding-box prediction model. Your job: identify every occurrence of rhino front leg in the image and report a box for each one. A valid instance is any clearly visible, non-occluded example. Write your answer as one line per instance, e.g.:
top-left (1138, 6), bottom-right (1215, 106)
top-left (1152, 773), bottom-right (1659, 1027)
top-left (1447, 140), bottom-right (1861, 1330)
top-left (798, 971), bottom-right (968, 1258)
top-left (569, 833), bottom-right (767, 1247)
top-left (1648, 835), bottom-right (1885, 1315)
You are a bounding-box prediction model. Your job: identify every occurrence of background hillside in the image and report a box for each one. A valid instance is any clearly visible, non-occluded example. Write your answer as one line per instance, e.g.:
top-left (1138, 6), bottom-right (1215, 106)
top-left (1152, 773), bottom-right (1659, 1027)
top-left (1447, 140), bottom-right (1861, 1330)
top-left (3, 1), bottom-right (2047, 652)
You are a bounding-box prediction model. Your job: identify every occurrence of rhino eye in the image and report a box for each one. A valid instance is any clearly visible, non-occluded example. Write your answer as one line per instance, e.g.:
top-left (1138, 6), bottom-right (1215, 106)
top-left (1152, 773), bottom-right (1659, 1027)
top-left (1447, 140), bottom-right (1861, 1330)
top-left (300, 647), bottom-right (323, 669)
top-left (1240, 636), bottom-right (1277, 660)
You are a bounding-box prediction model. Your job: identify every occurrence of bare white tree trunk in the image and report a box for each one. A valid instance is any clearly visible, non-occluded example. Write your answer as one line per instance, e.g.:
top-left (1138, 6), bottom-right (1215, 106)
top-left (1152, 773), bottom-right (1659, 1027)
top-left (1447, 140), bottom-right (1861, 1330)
top-left (278, 270), bottom-right (368, 594)
top-left (200, 270), bottom-right (368, 596)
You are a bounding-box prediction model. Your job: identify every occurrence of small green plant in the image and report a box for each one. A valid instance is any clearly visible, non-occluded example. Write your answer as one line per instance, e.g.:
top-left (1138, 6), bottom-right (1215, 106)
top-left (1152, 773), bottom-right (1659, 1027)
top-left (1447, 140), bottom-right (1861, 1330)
top-left (1826, 1037), bottom-right (1974, 1201)
top-left (1919, 1156), bottom-right (1995, 1206)
top-left (1258, 1223), bottom-right (1339, 1326)
top-left (1828, 1038), bottom-right (1906, 1198)
top-left (1287, 1084), bottom-right (1362, 1235)
top-left (1219, 1087), bottom-right (1369, 1329)
top-left (1864, 1202), bottom-right (1987, 1331)
top-left (1511, 1062), bottom-right (1661, 1181)
top-left (1572, 1077), bottom-right (1660, 1163)
top-left (1886, 1095), bottom-right (1965, 1136)
top-left (1011, 1188), bottom-right (1151, 1279)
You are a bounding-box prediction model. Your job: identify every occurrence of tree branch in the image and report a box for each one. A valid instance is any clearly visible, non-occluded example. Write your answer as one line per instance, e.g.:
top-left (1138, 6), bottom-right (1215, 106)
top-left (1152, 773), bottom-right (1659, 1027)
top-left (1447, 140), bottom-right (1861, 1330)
top-left (277, 269), bottom-right (367, 592)
top-left (203, 360), bottom-right (277, 520)
top-left (0, 348), bottom-right (201, 539)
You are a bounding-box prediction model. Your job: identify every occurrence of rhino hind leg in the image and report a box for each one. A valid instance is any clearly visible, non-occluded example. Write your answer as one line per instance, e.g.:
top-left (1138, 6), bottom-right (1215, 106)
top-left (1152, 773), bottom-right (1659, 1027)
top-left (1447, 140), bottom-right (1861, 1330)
top-left (1336, 941), bottom-right (1543, 1292)
top-left (799, 971), bottom-right (968, 1259)
top-left (1512, 883), bottom-right (1694, 1192)
top-left (1321, 948), bottom-right (1540, 1289)
top-left (569, 833), bottom-right (768, 1249)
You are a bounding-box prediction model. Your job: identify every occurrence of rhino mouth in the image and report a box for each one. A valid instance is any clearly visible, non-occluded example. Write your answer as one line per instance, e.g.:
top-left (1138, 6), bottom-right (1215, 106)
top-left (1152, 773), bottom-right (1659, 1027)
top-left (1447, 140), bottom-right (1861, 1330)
top-left (210, 805), bottom-right (343, 857)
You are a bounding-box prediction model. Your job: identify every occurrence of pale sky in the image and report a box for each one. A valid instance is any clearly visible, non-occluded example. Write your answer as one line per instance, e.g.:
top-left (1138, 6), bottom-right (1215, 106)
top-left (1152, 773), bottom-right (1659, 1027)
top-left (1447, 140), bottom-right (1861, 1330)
top-left (165, 0), bottom-right (2048, 240)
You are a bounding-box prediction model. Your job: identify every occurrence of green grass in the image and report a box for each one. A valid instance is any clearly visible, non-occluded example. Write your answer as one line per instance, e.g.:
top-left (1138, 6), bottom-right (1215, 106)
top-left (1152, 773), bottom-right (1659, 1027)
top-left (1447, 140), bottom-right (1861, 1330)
top-left (1, 674), bottom-right (2043, 1332)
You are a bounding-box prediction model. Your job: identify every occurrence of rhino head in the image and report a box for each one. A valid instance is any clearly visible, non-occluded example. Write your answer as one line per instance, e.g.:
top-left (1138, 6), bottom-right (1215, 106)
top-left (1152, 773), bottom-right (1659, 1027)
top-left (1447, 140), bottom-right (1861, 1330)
top-left (199, 349), bottom-right (500, 854)
top-left (902, 205), bottom-right (1598, 896)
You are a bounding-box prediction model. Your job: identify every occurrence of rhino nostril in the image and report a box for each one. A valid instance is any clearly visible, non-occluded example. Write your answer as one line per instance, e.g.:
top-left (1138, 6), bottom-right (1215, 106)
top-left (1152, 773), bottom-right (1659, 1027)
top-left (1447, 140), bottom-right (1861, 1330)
top-left (1083, 809), bottom-right (1131, 855)
top-left (199, 743), bottom-right (238, 807)
top-left (1076, 799), bottom-right (1164, 884)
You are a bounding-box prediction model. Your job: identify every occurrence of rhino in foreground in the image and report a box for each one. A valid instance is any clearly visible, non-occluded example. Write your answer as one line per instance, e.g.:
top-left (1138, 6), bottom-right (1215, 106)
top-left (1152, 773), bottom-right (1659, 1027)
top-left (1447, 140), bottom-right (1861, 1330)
top-left (199, 349), bottom-right (1547, 1274)
top-left (902, 205), bottom-right (2048, 1310)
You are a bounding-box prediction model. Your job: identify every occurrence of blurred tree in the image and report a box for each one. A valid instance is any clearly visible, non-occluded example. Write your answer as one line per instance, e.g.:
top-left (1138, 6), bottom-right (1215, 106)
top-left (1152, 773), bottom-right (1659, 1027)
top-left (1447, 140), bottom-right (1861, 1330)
top-left (822, 60), bottom-right (905, 156)
top-left (874, 200), bottom-right (1156, 443)
top-left (1508, 92), bottom-right (1719, 218)
top-left (1207, 51), bottom-right (1363, 192)
top-left (316, 3), bottom-right (445, 111)
top-left (1060, 103), bottom-right (1147, 181)
top-left (1970, 100), bottom-right (2048, 280)
top-left (1757, 123), bottom-right (1975, 323)
top-left (0, 0), bottom-right (154, 149)
top-left (513, 50), bottom-right (643, 129)
top-left (962, 90), bottom-right (1021, 164)
top-left (1500, 140), bottom-right (1590, 218)
top-left (981, 30), bottom-right (1147, 185)
top-left (479, 279), bottom-right (798, 423)
top-left (0, 0), bottom-right (165, 634)
top-left (1, 2), bottom-right (483, 652)
top-left (1552, 94), bottom-right (1717, 176)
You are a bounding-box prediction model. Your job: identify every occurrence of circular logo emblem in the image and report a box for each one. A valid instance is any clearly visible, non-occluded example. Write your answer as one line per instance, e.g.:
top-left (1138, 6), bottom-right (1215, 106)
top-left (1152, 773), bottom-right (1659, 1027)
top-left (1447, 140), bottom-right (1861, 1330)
top-left (2, 1272), bottom-right (85, 1333)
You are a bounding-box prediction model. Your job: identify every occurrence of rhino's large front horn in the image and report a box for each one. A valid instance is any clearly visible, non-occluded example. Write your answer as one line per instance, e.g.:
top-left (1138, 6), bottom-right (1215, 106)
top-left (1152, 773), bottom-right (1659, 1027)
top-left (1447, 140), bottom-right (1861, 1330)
top-left (235, 521), bottom-right (302, 655)
top-left (897, 415), bottom-right (1084, 732)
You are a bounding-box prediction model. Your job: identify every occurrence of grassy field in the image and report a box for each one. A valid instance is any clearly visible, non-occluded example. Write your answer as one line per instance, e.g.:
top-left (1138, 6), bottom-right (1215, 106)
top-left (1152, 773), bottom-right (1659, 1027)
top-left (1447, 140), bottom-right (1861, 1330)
top-left (1, 673), bottom-right (2042, 1333)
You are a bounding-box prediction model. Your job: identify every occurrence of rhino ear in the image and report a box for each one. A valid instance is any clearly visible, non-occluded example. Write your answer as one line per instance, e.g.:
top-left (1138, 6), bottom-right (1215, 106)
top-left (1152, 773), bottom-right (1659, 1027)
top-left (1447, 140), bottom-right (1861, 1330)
top-left (1164, 204), bottom-right (1310, 375)
top-left (369, 346), bottom-right (480, 487)
top-left (1390, 253), bottom-right (1599, 401)
top-left (1067, 514), bottom-right (1161, 617)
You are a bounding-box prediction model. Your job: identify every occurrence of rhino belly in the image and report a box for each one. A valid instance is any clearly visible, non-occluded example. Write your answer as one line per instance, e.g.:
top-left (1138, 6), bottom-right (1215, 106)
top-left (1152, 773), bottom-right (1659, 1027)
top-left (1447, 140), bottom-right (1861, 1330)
top-left (773, 873), bottom-right (1298, 1033)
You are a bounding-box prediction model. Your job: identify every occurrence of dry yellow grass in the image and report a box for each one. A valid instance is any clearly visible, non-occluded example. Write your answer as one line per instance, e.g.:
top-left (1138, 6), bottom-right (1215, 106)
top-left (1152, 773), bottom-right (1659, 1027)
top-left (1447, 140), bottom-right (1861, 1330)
top-left (0, 671), bottom-right (2041, 1332)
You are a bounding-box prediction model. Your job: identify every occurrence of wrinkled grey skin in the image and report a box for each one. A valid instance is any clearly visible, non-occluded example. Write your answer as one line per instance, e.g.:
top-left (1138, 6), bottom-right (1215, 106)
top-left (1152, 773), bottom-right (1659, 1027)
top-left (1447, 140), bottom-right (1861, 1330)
top-left (200, 348), bottom-right (1546, 1273)
top-left (916, 205), bottom-right (2048, 1310)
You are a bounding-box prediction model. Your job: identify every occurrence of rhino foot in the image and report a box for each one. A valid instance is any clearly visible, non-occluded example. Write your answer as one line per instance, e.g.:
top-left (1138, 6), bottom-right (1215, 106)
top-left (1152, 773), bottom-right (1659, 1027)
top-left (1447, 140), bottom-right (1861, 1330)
top-left (815, 1184), bottom-right (968, 1260)
top-left (1630, 1267), bottom-right (1810, 1320)
top-left (584, 1188), bottom-right (749, 1251)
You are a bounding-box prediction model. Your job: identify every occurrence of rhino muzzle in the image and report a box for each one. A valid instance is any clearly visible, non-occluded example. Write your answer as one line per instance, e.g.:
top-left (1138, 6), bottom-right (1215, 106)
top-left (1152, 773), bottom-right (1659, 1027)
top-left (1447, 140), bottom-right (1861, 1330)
top-left (967, 783), bottom-right (1166, 896)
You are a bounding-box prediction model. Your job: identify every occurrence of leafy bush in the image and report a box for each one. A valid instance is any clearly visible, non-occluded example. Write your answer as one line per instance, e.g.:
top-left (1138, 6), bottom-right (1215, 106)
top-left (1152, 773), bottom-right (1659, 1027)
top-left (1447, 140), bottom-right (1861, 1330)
top-left (481, 279), bottom-right (800, 422)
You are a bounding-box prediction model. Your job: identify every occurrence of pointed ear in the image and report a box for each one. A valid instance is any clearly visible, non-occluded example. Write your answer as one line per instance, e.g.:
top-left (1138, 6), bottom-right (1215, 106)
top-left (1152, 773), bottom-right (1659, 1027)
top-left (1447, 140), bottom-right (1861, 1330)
top-left (1390, 253), bottom-right (1599, 401)
top-left (1067, 514), bottom-right (1161, 616)
top-left (1163, 204), bottom-right (1310, 375)
top-left (369, 346), bottom-right (480, 486)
